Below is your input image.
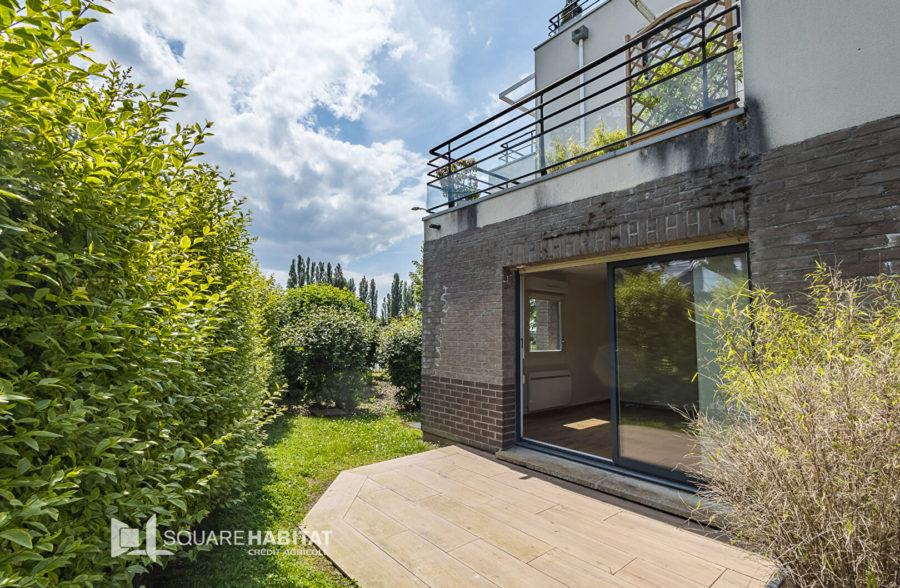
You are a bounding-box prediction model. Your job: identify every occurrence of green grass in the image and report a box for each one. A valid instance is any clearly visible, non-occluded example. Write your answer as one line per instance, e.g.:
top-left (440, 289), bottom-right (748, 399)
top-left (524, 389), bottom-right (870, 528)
top-left (146, 391), bottom-right (432, 587)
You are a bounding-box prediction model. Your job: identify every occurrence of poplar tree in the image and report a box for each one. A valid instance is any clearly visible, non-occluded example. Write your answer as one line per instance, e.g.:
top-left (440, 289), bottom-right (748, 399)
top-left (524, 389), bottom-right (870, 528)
top-left (368, 278), bottom-right (377, 320)
top-left (389, 273), bottom-right (402, 318)
top-left (359, 276), bottom-right (369, 304)
top-left (287, 259), bottom-right (297, 288)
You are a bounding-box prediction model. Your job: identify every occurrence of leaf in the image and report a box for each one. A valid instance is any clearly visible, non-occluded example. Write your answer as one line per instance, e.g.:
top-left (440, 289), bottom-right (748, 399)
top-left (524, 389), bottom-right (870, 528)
top-left (179, 235), bottom-right (191, 250)
top-left (85, 121), bottom-right (106, 138)
top-left (0, 529), bottom-right (33, 549)
top-left (173, 447), bottom-right (185, 462)
top-left (17, 458), bottom-right (29, 475)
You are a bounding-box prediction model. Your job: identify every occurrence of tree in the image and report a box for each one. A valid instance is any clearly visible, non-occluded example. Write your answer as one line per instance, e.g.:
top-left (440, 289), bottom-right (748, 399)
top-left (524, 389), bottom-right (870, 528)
top-left (389, 273), bottom-right (402, 318)
top-left (326, 261), bottom-right (333, 285)
top-left (409, 246), bottom-right (423, 311)
top-left (288, 258), bottom-right (298, 288)
top-left (317, 261), bottom-right (325, 283)
top-left (359, 275), bottom-right (369, 304)
top-left (368, 278), bottom-right (378, 321)
top-left (333, 263), bottom-right (345, 289)
top-left (347, 277), bottom-right (355, 294)
top-left (297, 254), bottom-right (306, 286)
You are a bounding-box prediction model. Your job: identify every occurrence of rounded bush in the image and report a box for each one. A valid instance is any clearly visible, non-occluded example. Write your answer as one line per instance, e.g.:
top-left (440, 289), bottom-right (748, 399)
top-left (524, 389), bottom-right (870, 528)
top-left (378, 317), bottom-right (422, 409)
top-left (282, 307), bottom-right (369, 408)
top-left (280, 283), bottom-right (366, 323)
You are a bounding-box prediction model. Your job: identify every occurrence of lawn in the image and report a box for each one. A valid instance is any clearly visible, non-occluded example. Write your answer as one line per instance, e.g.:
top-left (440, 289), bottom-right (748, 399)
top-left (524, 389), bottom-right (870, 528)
top-left (143, 380), bottom-right (433, 587)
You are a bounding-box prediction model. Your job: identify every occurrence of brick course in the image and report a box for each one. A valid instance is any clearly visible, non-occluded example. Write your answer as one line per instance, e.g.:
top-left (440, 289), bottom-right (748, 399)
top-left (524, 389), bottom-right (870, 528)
top-left (422, 114), bottom-right (900, 452)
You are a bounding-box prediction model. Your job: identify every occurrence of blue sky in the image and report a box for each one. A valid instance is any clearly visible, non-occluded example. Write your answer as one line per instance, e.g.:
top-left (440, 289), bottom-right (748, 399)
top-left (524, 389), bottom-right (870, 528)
top-left (80, 0), bottom-right (551, 296)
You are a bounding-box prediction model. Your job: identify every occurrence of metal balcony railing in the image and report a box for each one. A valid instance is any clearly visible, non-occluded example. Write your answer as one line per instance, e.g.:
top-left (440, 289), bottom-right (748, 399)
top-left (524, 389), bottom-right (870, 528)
top-left (548, 0), bottom-right (608, 36)
top-left (426, 0), bottom-right (741, 213)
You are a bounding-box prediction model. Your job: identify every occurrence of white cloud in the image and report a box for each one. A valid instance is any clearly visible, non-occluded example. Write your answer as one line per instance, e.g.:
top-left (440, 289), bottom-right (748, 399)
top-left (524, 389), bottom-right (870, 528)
top-left (82, 0), bottom-right (456, 278)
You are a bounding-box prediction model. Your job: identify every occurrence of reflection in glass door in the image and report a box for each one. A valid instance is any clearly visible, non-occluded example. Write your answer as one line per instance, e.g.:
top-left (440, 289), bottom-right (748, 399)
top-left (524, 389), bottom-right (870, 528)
top-left (611, 248), bottom-right (748, 481)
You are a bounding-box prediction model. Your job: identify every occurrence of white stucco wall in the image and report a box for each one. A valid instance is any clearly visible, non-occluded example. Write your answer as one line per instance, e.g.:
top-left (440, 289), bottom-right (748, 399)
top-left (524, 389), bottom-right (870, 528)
top-left (742, 0), bottom-right (900, 149)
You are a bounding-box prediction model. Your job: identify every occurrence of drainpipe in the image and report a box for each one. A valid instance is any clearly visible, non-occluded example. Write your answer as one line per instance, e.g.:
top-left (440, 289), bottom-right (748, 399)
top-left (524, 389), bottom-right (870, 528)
top-left (571, 25), bottom-right (590, 146)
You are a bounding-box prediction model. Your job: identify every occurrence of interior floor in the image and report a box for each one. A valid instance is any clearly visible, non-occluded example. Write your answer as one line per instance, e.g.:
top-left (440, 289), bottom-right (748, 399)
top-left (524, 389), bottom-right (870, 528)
top-left (523, 401), bottom-right (613, 459)
top-left (523, 401), bottom-right (698, 472)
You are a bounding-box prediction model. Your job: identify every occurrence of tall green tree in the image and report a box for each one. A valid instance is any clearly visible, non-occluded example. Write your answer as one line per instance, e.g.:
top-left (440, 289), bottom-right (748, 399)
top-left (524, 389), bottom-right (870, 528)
top-left (359, 276), bottom-right (369, 304)
top-left (297, 254), bottom-right (306, 286)
top-left (409, 246), bottom-right (423, 310)
top-left (368, 278), bottom-right (378, 321)
top-left (389, 273), bottom-right (402, 318)
top-left (333, 263), bottom-right (345, 289)
top-left (288, 258), bottom-right (298, 288)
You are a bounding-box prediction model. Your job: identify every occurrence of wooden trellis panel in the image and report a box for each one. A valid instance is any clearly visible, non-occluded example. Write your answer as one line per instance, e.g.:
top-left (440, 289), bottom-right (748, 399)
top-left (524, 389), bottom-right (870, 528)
top-left (625, 0), bottom-right (737, 143)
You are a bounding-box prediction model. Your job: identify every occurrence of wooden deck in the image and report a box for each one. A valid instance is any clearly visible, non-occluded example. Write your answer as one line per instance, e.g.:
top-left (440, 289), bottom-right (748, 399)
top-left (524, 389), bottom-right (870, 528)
top-left (302, 445), bottom-right (777, 587)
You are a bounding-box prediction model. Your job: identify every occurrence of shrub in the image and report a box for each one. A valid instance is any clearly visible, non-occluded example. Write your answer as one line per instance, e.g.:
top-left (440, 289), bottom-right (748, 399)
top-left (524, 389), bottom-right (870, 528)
top-left (689, 267), bottom-right (900, 586)
top-left (282, 307), bottom-right (369, 408)
top-left (378, 317), bottom-right (422, 409)
top-left (546, 121), bottom-right (627, 173)
top-left (0, 2), bottom-right (281, 585)
top-left (280, 282), bottom-right (367, 323)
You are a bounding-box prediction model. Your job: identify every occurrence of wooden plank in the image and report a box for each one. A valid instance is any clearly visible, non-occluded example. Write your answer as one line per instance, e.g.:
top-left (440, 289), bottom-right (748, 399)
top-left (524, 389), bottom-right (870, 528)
top-left (379, 531), bottom-right (497, 588)
top-left (302, 471), bottom-right (365, 524)
top-left (441, 467), bottom-right (557, 513)
top-left (419, 494), bottom-right (553, 562)
top-left (712, 569), bottom-right (762, 588)
top-left (604, 511), bottom-right (775, 581)
top-left (443, 452), bottom-right (512, 477)
top-left (614, 558), bottom-right (708, 588)
top-left (466, 498), bottom-right (635, 574)
top-left (491, 470), bottom-right (621, 520)
top-left (360, 488), bottom-right (476, 551)
top-left (351, 447), bottom-right (457, 475)
top-left (356, 478), bottom-right (386, 501)
top-left (416, 455), bottom-right (464, 474)
top-left (544, 505), bottom-right (726, 586)
top-left (529, 549), bottom-right (637, 588)
top-left (404, 465), bottom-right (495, 505)
top-left (309, 521), bottom-right (427, 588)
top-left (370, 469), bottom-right (440, 501)
top-left (450, 539), bottom-right (567, 588)
top-left (343, 498), bottom-right (408, 544)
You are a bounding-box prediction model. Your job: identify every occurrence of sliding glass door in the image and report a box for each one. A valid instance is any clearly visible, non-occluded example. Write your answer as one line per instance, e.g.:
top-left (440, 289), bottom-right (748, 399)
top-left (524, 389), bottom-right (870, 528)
top-left (610, 247), bottom-right (748, 481)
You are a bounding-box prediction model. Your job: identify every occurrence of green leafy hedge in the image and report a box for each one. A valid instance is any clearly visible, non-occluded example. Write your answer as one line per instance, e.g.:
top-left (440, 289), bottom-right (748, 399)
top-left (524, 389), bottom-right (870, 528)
top-left (281, 307), bottom-right (370, 408)
top-left (280, 282), bottom-right (367, 322)
top-left (0, 2), bottom-right (281, 585)
top-left (378, 317), bottom-right (422, 409)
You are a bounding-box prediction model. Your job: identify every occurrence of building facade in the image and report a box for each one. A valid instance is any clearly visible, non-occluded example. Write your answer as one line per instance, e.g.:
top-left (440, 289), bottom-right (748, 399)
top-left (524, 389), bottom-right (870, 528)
top-left (420, 0), bottom-right (900, 499)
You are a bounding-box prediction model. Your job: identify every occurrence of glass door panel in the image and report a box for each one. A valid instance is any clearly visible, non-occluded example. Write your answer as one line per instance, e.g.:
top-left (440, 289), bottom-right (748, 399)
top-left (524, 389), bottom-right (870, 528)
top-left (612, 249), bottom-right (748, 480)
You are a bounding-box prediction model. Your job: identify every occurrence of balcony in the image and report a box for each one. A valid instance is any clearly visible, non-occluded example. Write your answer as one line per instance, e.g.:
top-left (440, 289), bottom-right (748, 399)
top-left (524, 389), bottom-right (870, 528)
top-left (426, 0), bottom-right (741, 213)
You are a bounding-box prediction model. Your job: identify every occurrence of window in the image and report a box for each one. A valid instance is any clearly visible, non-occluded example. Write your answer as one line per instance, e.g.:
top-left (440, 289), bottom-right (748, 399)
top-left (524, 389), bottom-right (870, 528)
top-left (528, 295), bottom-right (562, 352)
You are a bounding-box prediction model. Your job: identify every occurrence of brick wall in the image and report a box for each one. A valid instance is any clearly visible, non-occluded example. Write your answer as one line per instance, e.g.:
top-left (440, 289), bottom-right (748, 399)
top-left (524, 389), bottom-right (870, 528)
top-left (421, 113), bottom-right (900, 451)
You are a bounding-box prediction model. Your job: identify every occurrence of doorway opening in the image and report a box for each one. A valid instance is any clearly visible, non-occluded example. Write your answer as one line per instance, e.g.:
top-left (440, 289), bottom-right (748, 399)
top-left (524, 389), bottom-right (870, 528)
top-left (519, 245), bottom-right (749, 483)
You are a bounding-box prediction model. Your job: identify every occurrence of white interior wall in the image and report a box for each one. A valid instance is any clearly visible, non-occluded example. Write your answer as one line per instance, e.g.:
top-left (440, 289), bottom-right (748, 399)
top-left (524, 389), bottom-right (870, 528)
top-left (523, 266), bottom-right (610, 412)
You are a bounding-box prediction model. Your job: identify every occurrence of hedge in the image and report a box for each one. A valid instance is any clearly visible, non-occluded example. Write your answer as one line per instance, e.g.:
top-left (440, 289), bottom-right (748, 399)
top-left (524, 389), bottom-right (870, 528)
top-left (281, 306), bottom-right (370, 408)
top-left (0, 2), bottom-right (281, 585)
top-left (378, 317), bottom-right (422, 409)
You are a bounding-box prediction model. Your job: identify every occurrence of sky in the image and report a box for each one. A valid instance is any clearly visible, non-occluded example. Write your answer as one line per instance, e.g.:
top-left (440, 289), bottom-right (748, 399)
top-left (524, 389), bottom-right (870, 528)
top-left (79, 0), bottom-right (551, 297)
